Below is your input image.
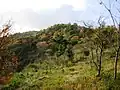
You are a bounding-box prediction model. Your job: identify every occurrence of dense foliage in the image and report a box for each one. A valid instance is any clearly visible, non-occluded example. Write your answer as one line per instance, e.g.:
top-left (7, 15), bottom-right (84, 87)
top-left (1, 23), bottom-right (120, 89)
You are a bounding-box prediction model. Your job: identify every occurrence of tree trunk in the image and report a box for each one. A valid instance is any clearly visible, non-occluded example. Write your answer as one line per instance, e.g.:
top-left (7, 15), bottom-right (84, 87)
top-left (114, 46), bottom-right (120, 79)
top-left (97, 48), bottom-right (103, 77)
top-left (91, 48), bottom-right (98, 69)
top-left (95, 46), bottom-right (99, 69)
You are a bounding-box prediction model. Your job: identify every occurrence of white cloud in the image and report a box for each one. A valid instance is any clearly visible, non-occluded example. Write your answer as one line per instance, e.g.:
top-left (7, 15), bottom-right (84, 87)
top-left (0, 0), bottom-right (87, 32)
top-left (0, 0), bottom-right (86, 12)
top-left (13, 24), bottom-right (40, 33)
top-left (3, 6), bottom-right (83, 33)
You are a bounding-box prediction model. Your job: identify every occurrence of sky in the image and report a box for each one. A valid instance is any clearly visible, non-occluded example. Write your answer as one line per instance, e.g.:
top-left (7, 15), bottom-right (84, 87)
top-left (0, 0), bottom-right (119, 33)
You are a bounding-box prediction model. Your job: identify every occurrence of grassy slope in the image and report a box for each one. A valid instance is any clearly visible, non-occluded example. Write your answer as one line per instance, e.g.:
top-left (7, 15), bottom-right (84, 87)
top-left (2, 24), bottom-right (120, 90)
top-left (3, 59), bottom-right (120, 90)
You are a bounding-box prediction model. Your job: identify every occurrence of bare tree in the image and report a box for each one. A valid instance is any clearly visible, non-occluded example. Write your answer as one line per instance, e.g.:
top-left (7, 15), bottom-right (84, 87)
top-left (100, 0), bottom-right (120, 79)
top-left (82, 18), bottom-right (109, 77)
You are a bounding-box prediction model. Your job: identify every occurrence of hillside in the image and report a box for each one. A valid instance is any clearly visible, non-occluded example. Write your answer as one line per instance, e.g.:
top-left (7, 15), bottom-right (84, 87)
top-left (1, 23), bottom-right (120, 90)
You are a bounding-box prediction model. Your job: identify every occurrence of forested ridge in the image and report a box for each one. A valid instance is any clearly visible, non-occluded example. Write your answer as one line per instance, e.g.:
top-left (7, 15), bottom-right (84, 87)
top-left (1, 23), bottom-right (120, 89)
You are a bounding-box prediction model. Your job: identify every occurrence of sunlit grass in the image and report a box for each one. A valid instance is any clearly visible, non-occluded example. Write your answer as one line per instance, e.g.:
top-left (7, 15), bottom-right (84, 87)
top-left (3, 58), bottom-right (120, 90)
